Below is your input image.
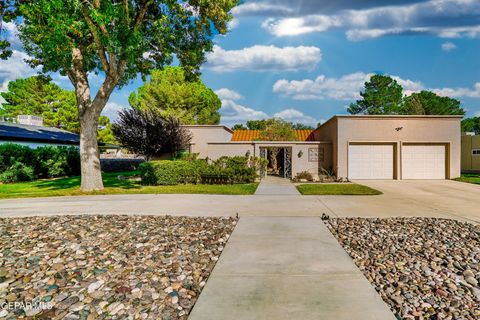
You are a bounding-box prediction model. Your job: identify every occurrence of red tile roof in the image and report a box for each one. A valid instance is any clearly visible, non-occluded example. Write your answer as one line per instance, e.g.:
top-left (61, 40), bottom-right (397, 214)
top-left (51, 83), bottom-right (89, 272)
top-left (231, 129), bottom-right (316, 142)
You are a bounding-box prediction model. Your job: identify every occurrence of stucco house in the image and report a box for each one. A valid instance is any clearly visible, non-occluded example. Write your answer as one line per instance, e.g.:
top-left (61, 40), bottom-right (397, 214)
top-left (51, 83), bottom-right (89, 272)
top-left (184, 115), bottom-right (462, 180)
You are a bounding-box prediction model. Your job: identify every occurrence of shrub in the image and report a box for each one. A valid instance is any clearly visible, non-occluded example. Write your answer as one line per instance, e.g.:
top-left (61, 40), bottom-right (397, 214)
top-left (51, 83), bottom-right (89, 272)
top-left (0, 144), bottom-right (36, 172)
top-left (0, 162), bottom-right (35, 183)
top-left (34, 146), bottom-right (80, 178)
top-left (0, 143), bottom-right (80, 182)
top-left (295, 171), bottom-right (314, 181)
top-left (140, 156), bottom-right (266, 185)
top-left (139, 160), bottom-right (209, 185)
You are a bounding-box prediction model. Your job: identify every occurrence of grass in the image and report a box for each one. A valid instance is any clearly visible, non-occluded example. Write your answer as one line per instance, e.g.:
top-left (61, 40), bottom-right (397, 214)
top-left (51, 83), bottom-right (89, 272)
top-left (455, 173), bottom-right (480, 185)
top-left (0, 171), bottom-right (259, 199)
top-left (296, 183), bottom-right (383, 195)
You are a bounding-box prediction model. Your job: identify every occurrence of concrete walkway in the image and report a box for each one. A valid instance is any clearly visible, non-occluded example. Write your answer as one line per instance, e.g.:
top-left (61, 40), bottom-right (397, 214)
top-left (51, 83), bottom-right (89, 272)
top-left (254, 175), bottom-right (301, 195)
top-left (189, 217), bottom-right (395, 320)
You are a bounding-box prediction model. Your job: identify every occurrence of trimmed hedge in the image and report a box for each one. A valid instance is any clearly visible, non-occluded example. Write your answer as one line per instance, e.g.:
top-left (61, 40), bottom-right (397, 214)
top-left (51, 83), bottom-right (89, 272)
top-left (0, 143), bottom-right (80, 183)
top-left (139, 156), bottom-right (267, 186)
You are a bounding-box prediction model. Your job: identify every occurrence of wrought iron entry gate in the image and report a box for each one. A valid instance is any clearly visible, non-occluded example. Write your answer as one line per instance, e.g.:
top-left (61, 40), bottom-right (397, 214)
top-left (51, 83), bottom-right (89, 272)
top-left (259, 147), bottom-right (292, 179)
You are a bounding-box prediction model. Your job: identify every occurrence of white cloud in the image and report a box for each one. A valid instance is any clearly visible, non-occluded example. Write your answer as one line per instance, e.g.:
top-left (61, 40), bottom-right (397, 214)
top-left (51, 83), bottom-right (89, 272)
top-left (0, 50), bottom-right (39, 99)
top-left (260, 0), bottom-right (480, 40)
top-left (433, 83), bottom-right (480, 98)
top-left (273, 108), bottom-right (318, 126)
top-left (205, 45), bottom-right (321, 72)
top-left (273, 72), bottom-right (424, 100)
top-left (475, 111), bottom-right (480, 117)
top-left (232, 3), bottom-right (294, 16)
top-left (102, 102), bottom-right (128, 121)
top-left (215, 88), bottom-right (244, 100)
top-left (441, 42), bottom-right (457, 51)
top-left (220, 99), bottom-right (268, 125)
top-left (262, 15), bottom-right (341, 37)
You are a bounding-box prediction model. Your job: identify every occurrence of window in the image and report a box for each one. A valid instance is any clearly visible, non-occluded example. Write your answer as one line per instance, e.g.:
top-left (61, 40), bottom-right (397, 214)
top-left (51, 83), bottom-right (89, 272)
top-left (473, 149), bottom-right (480, 156)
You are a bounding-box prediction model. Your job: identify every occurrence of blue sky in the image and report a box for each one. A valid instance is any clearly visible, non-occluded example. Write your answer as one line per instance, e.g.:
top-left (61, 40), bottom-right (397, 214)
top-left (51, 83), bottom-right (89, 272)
top-left (1, 0), bottom-right (480, 127)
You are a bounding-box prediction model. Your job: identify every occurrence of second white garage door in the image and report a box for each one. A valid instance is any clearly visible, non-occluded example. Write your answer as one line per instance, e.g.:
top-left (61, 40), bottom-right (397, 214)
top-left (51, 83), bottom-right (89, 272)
top-left (402, 145), bottom-right (446, 179)
top-left (348, 144), bottom-right (394, 179)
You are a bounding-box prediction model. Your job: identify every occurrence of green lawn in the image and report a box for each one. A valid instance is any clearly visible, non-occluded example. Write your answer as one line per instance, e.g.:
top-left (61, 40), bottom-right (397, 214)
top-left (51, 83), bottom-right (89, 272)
top-left (455, 173), bottom-right (480, 185)
top-left (296, 183), bottom-right (383, 195)
top-left (0, 171), bottom-right (259, 199)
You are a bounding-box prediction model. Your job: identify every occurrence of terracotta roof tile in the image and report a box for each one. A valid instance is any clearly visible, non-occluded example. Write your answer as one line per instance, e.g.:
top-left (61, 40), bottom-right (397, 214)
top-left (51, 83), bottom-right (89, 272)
top-left (231, 129), bottom-right (315, 142)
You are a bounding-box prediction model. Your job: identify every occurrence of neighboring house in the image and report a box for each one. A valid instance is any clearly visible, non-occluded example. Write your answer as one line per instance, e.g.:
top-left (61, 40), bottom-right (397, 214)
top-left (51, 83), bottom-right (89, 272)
top-left (183, 115), bottom-right (462, 180)
top-left (0, 116), bottom-right (80, 148)
top-left (461, 134), bottom-right (480, 173)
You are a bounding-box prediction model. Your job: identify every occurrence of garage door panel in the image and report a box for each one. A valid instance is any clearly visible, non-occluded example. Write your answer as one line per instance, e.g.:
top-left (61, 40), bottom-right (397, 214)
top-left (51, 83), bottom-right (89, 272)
top-left (348, 145), bottom-right (394, 180)
top-left (402, 145), bottom-right (445, 180)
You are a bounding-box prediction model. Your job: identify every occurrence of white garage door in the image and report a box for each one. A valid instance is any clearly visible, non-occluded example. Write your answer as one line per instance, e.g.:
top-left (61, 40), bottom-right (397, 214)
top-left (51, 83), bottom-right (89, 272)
top-left (348, 145), bottom-right (394, 179)
top-left (402, 145), bottom-right (446, 179)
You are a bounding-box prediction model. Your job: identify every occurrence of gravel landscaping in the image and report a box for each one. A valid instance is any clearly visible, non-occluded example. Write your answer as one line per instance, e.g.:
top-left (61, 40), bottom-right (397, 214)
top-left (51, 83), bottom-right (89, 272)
top-left (325, 218), bottom-right (480, 320)
top-left (0, 215), bottom-right (237, 319)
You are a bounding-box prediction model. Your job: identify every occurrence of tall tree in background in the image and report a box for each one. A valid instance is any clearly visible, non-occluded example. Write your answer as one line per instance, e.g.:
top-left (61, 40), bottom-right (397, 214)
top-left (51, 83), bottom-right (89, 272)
top-left (348, 75), bottom-right (403, 115)
top-left (0, 76), bottom-right (116, 143)
top-left (256, 118), bottom-right (297, 175)
top-left (462, 117), bottom-right (480, 134)
top-left (129, 67), bottom-right (221, 124)
top-left (402, 91), bottom-right (465, 115)
top-left (2, 0), bottom-right (238, 191)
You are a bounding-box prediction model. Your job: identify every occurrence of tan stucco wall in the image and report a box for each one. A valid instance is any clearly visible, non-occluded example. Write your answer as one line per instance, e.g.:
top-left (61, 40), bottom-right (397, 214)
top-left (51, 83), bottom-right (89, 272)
top-left (333, 116), bottom-right (461, 179)
top-left (207, 143), bottom-right (254, 160)
top-left (185, 126), bottom-right (232, 158)
top-left (314, 118), bottom-right (338, 173)
top-left (461, 135), bottom-right (480, 171)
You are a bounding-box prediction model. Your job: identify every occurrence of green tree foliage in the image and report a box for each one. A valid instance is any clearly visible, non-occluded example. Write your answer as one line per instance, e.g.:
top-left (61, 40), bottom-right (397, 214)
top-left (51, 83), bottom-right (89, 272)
top-left (402, 91), bottom-right (465, 115)
top-left (5, 0), bottom-right (239, 191)
top-left (231, 124), bottom-right (246, 130)
top-left (246, 119), bottom-right (268, 130)
top-left (292, 123), bottom-right (314, 130)
top-left (0, 76), bottom-right (79, 132)
top-left (0, 76), bottom-right (116, 143)
top-left (256, 119), bottom-right (297, 174)
top-left (462, 117), bottom-right (480, 134)
top-left (348, 75), bottom-right (404, 115)
top-left (128, 67), bottom-right (221, 124)
top-left (257, 118), bottom-right (297, 141)
top-left (348, 74), bottom-right (467, 117)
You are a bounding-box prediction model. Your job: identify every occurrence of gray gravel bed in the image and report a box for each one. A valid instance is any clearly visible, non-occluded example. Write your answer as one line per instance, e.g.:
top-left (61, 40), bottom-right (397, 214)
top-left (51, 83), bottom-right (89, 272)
top-left (325, 217), bottom-right (480, 320)
top-left (0, 215), bottom-right (237, 319)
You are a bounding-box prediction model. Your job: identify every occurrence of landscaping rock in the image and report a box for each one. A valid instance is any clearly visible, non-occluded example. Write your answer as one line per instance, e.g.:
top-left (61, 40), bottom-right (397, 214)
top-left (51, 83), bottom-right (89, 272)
top-left (0, 215), bottom-right (236, 319)
top-left (325, 218), bottom-right (480, 319)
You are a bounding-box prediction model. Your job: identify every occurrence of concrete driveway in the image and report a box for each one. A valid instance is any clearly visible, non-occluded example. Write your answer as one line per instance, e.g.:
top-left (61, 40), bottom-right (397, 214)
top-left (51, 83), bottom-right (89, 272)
top-left (319, 180), bottom-right (480, 223)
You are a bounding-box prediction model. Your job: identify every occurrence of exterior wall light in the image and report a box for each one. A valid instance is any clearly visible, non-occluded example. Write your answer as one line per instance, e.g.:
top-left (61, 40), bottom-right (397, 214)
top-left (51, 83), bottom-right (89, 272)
top-left (298, 150), bottom-right (303, 158)
top-left (395, 127), bottom-right (404, 131)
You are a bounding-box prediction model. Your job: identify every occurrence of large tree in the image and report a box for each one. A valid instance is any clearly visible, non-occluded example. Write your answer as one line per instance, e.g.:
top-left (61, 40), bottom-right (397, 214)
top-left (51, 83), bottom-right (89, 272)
top-left (129, 67), bottom-right (221, 124)
top-left (0, 75), bottom-right (116, 143)
top-left (402, 90), bottom-right (465, 115)
top-left (462, 117), bottom-right (480, 134)
top-left (112, 108), bottom-right (191, 160)
top-left (348, 74), bottom-right (404, 115)
top-left (2, 0), bottom-right (238, 191)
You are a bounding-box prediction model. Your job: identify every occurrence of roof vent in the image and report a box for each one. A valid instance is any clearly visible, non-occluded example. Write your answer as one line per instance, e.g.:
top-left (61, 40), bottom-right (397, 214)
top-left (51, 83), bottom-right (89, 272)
top-left (17, 115), bottom-right (43, 127)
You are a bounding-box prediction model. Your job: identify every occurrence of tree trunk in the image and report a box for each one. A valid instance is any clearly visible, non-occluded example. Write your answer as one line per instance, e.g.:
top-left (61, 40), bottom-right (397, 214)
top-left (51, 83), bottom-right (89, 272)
top-left (79, 106), bottom-right (104, 191)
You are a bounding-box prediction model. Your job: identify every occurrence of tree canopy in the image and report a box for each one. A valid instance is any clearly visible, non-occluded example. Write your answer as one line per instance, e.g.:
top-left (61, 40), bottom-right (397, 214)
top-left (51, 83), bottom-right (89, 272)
top-left (1, 0), bottom-right (239, 191)
top-left (348, 74), bottom-right (466, 116)
top-left (462, 117), bottom-right (480, 134)
top-left (256, 118), bottom-right (297, 141)
top-left (234, 119), bottom-right (315, 131)
top-left (402, 91), bottom-right (465, 115)
top-left (348, 75), bottom-right (404, 115)
top-left (128, 67), bottom-right (221, 124)
top-left (0, 76), bottom-right (116, 143)
top-left (112, 108), bottom-right (191, 160)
